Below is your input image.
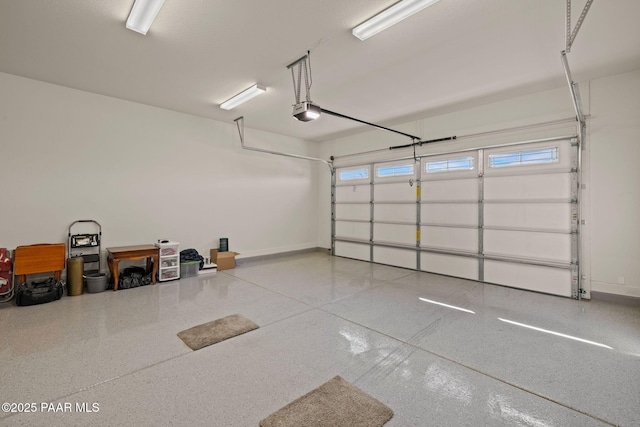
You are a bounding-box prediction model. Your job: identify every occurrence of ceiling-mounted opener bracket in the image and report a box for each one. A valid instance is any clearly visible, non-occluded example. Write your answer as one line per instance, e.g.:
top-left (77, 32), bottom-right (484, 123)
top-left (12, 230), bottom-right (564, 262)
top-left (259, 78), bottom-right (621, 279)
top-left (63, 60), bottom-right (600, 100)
top-left (561, 0), bottom-right (593, 125)
top-left (287, 51), bottom-right (313, 105)
top-left (286, 51), bottom-right (423, 141)
top-left (287, 51), bottom-right (321, 121)
top-left (565, 0), bottom-right (594, 53)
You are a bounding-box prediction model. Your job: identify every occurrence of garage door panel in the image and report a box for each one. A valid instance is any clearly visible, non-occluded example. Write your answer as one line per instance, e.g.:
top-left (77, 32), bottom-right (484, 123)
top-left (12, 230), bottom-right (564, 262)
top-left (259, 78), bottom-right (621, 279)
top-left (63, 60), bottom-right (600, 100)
top-left (484, 260), bottom-right (572, 297)
top-left (373, 246), bottom-right (416, 269)
top-left (335, 185), bottom-right (370, 203)
top-left (374, 223), bottom-right (416, 245)
top-left (374, 182), bottom-right (416, 202)
top-left (335, 221), bottom-right (370, 240)
top-left (333, 139), bottom-right (577, 299)
top-left (484, 173), bottom-right (571, 201)
top-left (375, 204), bottom-right (415, 223)
top-left (335, 241), bottom-right (370, 261)
top-left (420, 252), bottom-right (478, 280)
top-left (484, 203), bottom-right (572, 232)
top-left (421, 203), bottom-right (478, 226)
top-left (483, 229), bottom-right (571, 263)
top-left (336, 204), bottom-right (370, 221)
top-left (422, 179), bottom-right (478, 202)
top-left (420, 226), bottom-right (478, 252)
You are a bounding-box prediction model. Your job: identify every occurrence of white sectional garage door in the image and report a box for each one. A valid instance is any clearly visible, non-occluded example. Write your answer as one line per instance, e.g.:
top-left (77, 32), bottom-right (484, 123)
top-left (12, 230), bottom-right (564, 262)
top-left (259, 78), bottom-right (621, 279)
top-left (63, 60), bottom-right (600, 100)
top-left (333, 137), bottom-right (579, 298)
top-left (334, 166), bottom-right (372, 261)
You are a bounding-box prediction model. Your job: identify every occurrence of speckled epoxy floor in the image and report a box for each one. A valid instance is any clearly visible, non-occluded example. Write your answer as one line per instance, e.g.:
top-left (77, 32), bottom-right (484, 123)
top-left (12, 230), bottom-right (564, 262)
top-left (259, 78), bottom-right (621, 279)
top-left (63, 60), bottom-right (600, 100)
top-left (0, 251), bottom-right (638, 426)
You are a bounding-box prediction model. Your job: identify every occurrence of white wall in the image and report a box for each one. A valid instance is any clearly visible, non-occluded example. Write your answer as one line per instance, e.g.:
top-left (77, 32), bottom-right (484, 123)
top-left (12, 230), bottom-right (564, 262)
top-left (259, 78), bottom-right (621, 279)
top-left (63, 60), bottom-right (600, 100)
top-left (589, 69), bottom-right (640, 297)
top-left (0, 72), bottom-right (321, 262)
top-left (319, 68), bottom-right (640, 298)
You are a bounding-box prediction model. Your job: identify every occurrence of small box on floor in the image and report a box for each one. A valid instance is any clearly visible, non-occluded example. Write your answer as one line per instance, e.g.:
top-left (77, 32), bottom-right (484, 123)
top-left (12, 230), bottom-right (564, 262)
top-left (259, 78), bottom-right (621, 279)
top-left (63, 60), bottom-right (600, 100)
top-left (210, 249), bottom-right (239, 271)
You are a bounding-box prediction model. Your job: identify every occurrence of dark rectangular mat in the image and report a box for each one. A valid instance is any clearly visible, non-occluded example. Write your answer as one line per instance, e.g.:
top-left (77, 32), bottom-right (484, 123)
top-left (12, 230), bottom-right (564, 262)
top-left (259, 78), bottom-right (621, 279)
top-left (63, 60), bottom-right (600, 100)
top-left (177, 314), bottom-right (259, 350)
top-left (260, 375), bottom-right (393, 427)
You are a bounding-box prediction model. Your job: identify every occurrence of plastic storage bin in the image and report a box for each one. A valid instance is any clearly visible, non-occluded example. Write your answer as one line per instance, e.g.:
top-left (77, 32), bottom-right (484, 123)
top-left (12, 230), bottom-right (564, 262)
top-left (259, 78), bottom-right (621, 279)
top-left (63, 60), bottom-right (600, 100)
top-left (157, 243), bottom-right (179, 257)
top-left (180, 261), bottom-right (199, 278)
top-left (161, 258), bottom-right (178, 268)
top-left (160, 267), bottom-right (179, 281)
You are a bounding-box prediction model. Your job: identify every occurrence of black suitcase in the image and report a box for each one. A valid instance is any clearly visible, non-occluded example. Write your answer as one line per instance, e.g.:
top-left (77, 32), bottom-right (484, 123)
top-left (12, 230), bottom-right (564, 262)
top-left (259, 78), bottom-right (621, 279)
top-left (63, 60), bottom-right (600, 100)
top-left (16, 278), bottom-right (65, 306)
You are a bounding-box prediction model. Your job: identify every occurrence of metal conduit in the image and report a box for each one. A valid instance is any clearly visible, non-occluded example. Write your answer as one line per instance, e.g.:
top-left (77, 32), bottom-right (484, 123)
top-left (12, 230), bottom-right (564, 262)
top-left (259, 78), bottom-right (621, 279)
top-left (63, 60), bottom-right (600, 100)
top-left (561, 52), bottom-right (585, 124)
top-left (234, 116), bottom-right (334, 172)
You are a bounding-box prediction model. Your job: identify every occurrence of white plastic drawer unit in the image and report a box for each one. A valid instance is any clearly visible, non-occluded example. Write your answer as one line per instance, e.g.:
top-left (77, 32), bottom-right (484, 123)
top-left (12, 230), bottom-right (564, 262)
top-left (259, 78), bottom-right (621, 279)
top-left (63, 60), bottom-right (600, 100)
top-left (158, 245), bottom-right (178, 257)
top-left (160, 257), bottom-right (178, 268)
top-left (160, 267), bottom-right (179, 281)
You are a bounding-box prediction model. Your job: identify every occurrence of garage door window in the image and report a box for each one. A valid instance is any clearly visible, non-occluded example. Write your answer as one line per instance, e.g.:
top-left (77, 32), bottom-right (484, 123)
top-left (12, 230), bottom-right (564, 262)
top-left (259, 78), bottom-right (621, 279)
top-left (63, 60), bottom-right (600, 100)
top-left (339, 168), bottom-right (369, 181)
top-left (376, 163), bottom-right (414, 178)
top-left (489, 147), bottom-right (558, 168)
top-left (425, 157), bottom-right (474, 174)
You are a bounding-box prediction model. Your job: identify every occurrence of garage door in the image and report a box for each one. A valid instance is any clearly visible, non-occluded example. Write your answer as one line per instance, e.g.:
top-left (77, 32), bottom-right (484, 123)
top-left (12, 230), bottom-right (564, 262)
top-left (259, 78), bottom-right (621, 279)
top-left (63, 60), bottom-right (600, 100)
top-left (332, 137), bottom-right (579, 298)
top-left (333, 166), bottom-right (372, 261)
top-left (481, 140), bottom-right (578, 297)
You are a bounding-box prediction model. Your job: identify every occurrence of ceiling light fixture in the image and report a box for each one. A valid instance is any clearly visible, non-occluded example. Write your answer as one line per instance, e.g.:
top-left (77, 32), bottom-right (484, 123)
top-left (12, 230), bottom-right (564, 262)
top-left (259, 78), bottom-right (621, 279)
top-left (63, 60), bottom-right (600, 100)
top-left (352, 0), bottom-right (441, 41)
top-left (126, 0), bottom-right (166, 35)
top-left (219, 84), bottom-right (267, 110)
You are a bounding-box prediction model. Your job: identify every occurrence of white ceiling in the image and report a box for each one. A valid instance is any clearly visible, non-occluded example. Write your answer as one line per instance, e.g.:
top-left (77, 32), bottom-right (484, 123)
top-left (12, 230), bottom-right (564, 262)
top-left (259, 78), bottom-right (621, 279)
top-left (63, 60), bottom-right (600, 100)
top-left (1, 0), bottom-right (638, 142)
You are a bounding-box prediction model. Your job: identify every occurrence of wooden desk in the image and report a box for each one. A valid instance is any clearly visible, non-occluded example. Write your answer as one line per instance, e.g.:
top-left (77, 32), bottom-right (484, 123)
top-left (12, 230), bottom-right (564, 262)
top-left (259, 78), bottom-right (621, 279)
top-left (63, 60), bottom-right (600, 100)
top-left (106, 245), bottom-right (159, 291)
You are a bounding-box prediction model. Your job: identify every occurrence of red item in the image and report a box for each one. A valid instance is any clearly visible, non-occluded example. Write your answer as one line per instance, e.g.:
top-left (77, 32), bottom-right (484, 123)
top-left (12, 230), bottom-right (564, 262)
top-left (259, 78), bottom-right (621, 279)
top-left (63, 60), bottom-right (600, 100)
top-left (0, 248), bottom-right (12, 295)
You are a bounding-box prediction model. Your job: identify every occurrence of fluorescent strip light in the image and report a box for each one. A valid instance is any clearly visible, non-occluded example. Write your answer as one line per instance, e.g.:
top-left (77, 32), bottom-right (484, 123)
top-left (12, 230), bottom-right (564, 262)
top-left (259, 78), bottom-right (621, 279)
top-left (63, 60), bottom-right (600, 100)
top-left (498, 318), bottom-right (613, 350)
top-left (126, 0), bottom-right (166, 35)
top-left (219, 84), bottom-right (267, 110)
top-left (419, 297), bottom-right (476, 314)
top-left (353, 0), bottom-right (441, 41)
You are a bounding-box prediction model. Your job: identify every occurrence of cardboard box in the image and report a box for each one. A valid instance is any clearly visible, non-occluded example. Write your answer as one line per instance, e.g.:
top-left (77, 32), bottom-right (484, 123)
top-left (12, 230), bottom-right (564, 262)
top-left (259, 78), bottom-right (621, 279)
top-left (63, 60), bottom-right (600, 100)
top-left (210, 249), bottom-right (239, 271)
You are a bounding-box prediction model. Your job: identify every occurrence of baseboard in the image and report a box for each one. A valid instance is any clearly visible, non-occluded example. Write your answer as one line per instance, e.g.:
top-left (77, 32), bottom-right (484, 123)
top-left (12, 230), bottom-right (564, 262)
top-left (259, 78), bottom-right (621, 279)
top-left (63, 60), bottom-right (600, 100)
top-left (591, 290), bottom-right (640, 307)
top-left (237, 247), bottom-right (328, 263)
top-left (591, 280), bottom-right (640, 298)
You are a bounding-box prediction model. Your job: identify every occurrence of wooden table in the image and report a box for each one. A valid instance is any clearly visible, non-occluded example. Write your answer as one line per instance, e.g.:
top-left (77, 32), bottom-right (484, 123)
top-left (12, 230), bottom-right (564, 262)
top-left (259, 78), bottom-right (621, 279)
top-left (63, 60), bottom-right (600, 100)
top-left (106, 245), bottom-right (159, 291)
top-left (13, 243), bottom-right (66, 284)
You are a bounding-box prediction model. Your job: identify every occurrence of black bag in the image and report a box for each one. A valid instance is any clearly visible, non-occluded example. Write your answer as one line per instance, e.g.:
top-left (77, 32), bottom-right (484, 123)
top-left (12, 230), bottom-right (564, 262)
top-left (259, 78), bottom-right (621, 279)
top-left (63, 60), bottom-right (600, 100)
top-left (118, 267), bottom-right (152, 289)
top-left (16, 277), bottom-right (65, 306)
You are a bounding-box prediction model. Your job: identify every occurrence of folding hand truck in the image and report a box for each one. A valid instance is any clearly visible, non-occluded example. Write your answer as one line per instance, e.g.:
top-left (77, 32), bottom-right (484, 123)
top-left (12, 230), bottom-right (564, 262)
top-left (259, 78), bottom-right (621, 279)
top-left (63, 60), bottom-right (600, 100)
top-left (68, 220), bottom-right (102, 275)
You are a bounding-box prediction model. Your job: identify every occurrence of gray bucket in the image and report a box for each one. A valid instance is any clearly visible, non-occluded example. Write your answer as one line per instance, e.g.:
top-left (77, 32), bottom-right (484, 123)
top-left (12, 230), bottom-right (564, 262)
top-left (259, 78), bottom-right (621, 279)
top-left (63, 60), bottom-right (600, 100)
top-left (85, 273), bottom-right (108, 293)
